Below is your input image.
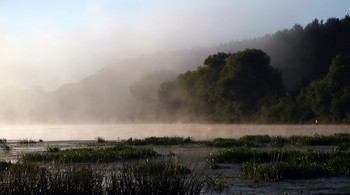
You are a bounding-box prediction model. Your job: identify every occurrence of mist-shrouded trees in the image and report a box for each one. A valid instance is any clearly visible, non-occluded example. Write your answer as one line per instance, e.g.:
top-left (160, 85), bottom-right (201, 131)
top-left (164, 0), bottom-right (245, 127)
top-left (298, 54), bottom-right (350, 122)
top-left (159, 49), bottom-right (284, 122)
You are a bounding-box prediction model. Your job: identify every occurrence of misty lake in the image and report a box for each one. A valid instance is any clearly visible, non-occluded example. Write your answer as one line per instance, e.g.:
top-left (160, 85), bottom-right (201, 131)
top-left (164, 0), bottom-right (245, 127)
top-left (1, 124), bottom-right (350, 141)
top-left (1, 124), bottom-right (350, 194)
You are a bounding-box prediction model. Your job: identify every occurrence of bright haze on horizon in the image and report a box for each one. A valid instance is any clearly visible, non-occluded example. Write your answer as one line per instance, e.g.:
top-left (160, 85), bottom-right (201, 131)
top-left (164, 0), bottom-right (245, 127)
top-left (0, 0), bottom-right (349, 90)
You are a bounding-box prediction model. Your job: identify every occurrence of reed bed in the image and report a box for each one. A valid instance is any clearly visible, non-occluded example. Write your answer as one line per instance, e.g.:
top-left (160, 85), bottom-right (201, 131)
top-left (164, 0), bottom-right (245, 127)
top-left (208, 146), bottom-right (350, 181)
top-left (0, 160), bottom-right (214, 195)
top-left (18, 138), bottom-right (37, 144)
top-left (204, 133), bottom-right (350, 147)
top-left (21, 144), bottom-right (158, 163)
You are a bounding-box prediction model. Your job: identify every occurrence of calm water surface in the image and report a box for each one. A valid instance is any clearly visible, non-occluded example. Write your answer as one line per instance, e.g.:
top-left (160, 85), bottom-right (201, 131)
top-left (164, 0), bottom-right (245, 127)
top-left (0, 124), bottom-right (349, 141)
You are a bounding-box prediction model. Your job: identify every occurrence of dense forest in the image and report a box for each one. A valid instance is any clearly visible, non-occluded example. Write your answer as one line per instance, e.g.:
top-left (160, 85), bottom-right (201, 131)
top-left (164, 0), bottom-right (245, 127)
top-left (134, 15), bottom-right (350, 123)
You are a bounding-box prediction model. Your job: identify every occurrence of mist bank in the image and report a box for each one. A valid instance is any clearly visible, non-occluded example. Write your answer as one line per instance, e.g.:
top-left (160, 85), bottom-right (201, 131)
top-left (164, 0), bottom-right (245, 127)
top-left (0, 15), bottom-right (349, 124)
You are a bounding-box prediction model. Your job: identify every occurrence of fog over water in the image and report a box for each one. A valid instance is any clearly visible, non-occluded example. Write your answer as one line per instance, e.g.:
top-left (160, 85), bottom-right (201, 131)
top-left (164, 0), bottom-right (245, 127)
top-left (1, 124), bottom-right (349, 141)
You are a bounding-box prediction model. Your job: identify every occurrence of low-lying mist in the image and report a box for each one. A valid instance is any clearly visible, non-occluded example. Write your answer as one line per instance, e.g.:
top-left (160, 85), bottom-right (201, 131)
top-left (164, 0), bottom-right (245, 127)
top-left (0, 15), bottom-right (349, 124)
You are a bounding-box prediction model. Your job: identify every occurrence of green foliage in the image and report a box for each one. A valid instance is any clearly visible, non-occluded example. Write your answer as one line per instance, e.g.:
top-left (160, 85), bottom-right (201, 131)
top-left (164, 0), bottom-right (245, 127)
top-left (125, 136), bottom-right (193, 145)
top-left (156, 16), bottom-right (350, 123)
top-left (160, 49), bottom-right (284, 122)
top-left (21, 144), bottom-right (158, 163)
top-left (298, 54), bottom-right (350, 122)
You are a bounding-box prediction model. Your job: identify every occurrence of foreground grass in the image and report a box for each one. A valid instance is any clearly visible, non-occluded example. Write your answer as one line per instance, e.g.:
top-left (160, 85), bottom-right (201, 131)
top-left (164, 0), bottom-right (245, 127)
top-left (204, 133), bottom-right (350, 148)
top-left (21, 144), bottom-right (158, 163)
top-left (0, 160), bottom-right (215, 195)
top-left (124, 136), bottom-right (193, 145)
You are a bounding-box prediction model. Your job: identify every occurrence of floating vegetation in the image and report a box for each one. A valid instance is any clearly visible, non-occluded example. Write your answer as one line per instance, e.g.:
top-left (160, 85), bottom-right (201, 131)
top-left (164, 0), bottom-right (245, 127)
top-left (207, 134), bottom-right (350, 181)
top-left (241, 162), bottom-right (331, 181)
top-left (204, 133), bottom-right (350, 148)
top-left (124, 136), bottom-right (193, 145)
top-left (46, 146), bottom-right (60, 153)
top-left (18, 138), bottom-right (37, 144)
top-left (96, 137), bottom-right (106, 143)
top-left (21, 144), bottom-right (158, 163)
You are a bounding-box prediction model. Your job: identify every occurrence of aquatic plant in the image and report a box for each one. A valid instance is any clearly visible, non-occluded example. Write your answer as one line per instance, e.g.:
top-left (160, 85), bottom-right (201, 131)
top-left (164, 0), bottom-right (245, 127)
top-left (21, 144), bottom-right (158, 163)
top-left (18, 138), bottom-right (37, 144)
top-left (241, 162), bottom-right (331, 181)
top-left (125, 136), bottom-right (193, 145)
top-left (205, 134), bottom-right (350, 148)
top-left (203, 138), bottom-right (257, 148)
top-left (208, 147), bottom-right (334, 164)
top-left (46, 146), bottom-right (60, 153)
top-left (96, 137), bottom-right (106, 143)
top-left (0, 160), bottom-right (216, 194)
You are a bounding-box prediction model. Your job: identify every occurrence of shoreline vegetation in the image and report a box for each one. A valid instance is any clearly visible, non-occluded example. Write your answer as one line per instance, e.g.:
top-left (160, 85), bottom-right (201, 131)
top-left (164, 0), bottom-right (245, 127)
top-left (0, 134), bottom-right (349, 194)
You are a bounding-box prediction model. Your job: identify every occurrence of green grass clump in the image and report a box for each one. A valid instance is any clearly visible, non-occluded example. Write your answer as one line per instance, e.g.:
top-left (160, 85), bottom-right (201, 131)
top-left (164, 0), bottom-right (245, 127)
top-left (46, 146), bottom-right (60, 153)
top-left (239, 135), bottom-right (272, 144)
top-left (203, 138), bottom-right (257, 148)
top-left (289, 133), bottom-right (350, 146)
top-left (205, 133), bottom-right (350, 148)
top-left (125, 136), bottom-right (193, 145)
top-left (242, 162), bottom-right (331, 181)
top-left (21, 144), bottom-right (158, 163)
top-left (96, 137), bottom-right (106, 143)
top-left (18, 138), bottom-right (37, 144)
top-left (208, 147), bottom-right (334, 164)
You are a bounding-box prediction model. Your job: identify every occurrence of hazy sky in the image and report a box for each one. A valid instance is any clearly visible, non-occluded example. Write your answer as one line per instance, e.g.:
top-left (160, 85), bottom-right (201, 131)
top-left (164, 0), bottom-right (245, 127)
top-left (0, 0), bottom-right (349, 90)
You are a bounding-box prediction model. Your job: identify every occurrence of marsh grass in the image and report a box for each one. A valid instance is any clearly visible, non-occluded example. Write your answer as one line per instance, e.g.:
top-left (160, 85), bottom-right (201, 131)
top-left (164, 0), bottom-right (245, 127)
top-left (46, 146), bottom-right (60, 153)
top-left (0, 138), bottom-right (7, 144)
top-left (96, 137), bottom-right (106, 143)
top-left (18, 138), bottom-right (37, 144)
top-left (21, 144), bottom-right (158, 163)
top-left (209, 145), bottom-right (350, 181)
top-left (208, 147), bottom-right (335, 164)
top-left (125, 136), bottom-right (193, 145)
top-left (241, 162), bottom-right (331, 181)
top-left (203, 138), bottom-right (257, 148)
top-left (0, 160), bottom-right (216, 194)
top-left (205, 133), bottom-right (350, 148)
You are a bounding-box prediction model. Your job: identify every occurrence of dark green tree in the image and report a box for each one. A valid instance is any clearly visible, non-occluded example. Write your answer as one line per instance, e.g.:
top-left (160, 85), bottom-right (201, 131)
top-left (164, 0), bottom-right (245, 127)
top-left (218, 49), bottom-right (283, 113)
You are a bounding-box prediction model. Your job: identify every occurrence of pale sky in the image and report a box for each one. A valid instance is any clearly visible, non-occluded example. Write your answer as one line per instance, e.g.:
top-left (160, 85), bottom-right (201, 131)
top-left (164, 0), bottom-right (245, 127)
top-left (0, 0), bottom-right (349, 90)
